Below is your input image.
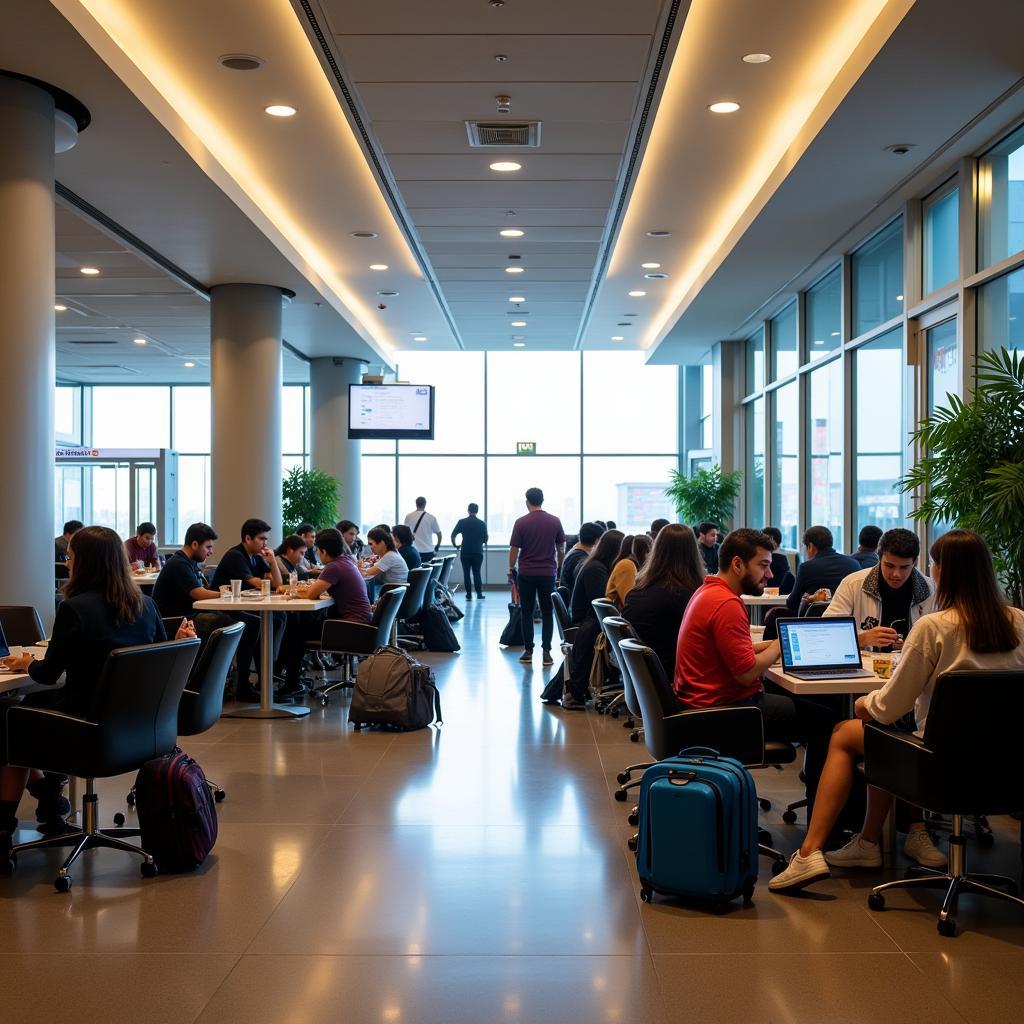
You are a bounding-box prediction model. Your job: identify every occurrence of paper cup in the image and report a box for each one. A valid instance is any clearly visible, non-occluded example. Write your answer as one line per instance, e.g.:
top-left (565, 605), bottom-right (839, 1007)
top-left (872, 654), bottom-right (893, 679)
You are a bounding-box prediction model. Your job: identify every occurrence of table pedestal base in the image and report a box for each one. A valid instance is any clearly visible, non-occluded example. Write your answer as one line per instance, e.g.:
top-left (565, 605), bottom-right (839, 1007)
top-left (222, 703), bottom-right (310, 719)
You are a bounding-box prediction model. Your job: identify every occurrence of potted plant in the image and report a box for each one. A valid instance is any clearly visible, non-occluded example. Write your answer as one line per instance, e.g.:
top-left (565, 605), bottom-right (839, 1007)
top-left (665, 465), bottom-right (743, 530)
top-left (281, 466), bottom-right (341, 535)
top-left (900, 347), bottom-right (1024, 606)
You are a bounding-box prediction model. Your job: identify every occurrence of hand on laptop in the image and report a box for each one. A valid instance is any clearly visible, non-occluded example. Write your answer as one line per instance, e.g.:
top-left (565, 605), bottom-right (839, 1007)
top-left (859, 626), bottom-right (899, 649)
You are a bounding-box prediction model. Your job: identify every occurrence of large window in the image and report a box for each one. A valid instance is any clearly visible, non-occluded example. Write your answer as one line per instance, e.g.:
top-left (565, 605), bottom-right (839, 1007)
top-left (771, 301), bottom-right (798, 380)
top-left (487, 352), bottom-right (580, 454)
top-left (396, 351), bottom-right (485, 454)
top-left (924, 187), bottom-right (959, 294)
top-left (852, 220), bottom-right (904, 337)
top-left (854, 329), bottom-right (905, 535)
top-left (745, 327), bottom-right (764, 394)
top-left (977, 264), bottom-right (1024, 356)
top-left (807, 358), bottom-right (844, 547)
top-left (770, 382), bottom-right (799, 548)
top-left (805, 268), bottom-right (841, 362)
top-left (927, 319), bottom-right (958, 414)
top-left (92, 387), bottom-right (171, 449)
top-left (745, 398), bottom-right (765, 529)
top-left (978, 124), bottom-right (1024, 271)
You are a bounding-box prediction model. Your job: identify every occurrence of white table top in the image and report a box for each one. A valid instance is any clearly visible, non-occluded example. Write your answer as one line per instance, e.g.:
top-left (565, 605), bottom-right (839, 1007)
top-left (765, 654), bottom-right (885, 696)
top-left (130, 572), bottom-right (161, 585)
top-left (741, 594), bottom-right (789, 606)
top-left (193, 595), bottom-right (333, 612)
top-left (0, 646), bottom-right (56, 695)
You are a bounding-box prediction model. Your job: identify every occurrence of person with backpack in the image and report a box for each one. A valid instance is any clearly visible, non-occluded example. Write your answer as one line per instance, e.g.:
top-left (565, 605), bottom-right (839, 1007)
top-left (403, 497), bottom-right (442, 560)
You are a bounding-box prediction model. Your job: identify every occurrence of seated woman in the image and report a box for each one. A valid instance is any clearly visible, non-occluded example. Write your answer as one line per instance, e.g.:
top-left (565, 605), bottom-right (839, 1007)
top-left (564, 530), bottom-right (624, 709)
top-left (360, 526), bottom-right (409, 590)
top-left (605, 534), bottom-right (652, 610)
top-left (770, 529), bottom-right (1024, 893)
top-left (621, 524), bottom-right (705, 682)
top-left (0, 526), bottom-right (194, 840)
top-left (275, 534), bottom-right (310, 582)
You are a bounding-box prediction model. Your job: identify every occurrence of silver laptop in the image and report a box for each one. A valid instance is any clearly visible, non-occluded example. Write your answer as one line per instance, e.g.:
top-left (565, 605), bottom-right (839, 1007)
top-left (777, 616), bottom-right (874, 680)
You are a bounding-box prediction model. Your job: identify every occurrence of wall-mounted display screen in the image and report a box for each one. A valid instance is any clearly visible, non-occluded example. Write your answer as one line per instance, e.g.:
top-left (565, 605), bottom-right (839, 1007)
top-left (348, 384), bottom-right (435, 440)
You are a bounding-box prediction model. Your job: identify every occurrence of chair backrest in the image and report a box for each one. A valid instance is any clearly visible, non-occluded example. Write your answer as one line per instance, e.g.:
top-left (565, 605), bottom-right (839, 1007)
top-left (556, 585), bottom-right (570, 605)
top-left (90, 637), bottom-right (200, 773)
top-left (591, 598), bottom-right (618, 625)
top-left (372, 585), bottom-right (407, 646)
top-left (0, 605), bottom-right (45, 646)
top-left (602, 616), bottom-right (640, 715)
top-left (802, 600), bottom-right (830, 618)
top-left (438, 554), bottom-right (456, 589)
top-left (397, 567), bottom-right (432, 620)
top-left (178, 622), bottom-right (244, 736)
top-left (54, 562), bottom-right (70, 582)
top-left (551, 591), bottom-right (572, 640)
top-left (422, 561), bottom-right (444, 612)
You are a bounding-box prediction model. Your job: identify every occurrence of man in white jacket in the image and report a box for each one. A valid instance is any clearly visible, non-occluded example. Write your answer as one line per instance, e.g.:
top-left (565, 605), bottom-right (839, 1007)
top-left (825, 528), bottom-right (934, 648)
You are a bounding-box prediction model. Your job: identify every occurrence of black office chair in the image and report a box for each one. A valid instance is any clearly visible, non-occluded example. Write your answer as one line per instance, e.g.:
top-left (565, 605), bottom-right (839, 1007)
top-left (601, 616), bottom-right (643, 735)
top-left (556, 585), bottom-right (570, 605)
top-left (437, 554), bottom-right (457, 592)
top-left (864, 671), bottom-right (1024, 937)
top-left (801, 600), bottom-right (830, 618)
top-left (392, 567), bottom-right (432, 647)
top-left (398, 561), bottom-right (443, 651)
top-left (312, 586), bottom-right (407, 706)
top-left (590, 599), bottom-right (623, 713)
top-left (617, 639), bottom-right (793, 869)
top-left (0, 637), bottom-right (200, 891)
top-left (0, 605), bottom-right (45, 646)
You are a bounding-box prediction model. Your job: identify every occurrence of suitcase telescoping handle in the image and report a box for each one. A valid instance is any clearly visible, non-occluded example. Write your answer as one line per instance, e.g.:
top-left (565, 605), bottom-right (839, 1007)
top-left (677, 746), bottom-right (721, 759)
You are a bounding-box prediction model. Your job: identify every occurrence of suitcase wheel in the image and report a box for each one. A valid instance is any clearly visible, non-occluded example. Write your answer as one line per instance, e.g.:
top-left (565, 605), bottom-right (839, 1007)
top-left (742, 881), bottom-right (755, 905)
top-left (113, 813), bottom-right (126, 827)
top-left (214, 789), bottom-right (226, 803)
top-left (713, 901), bottom-right (730, 916)
top-left (141, 860), bottom-right (158, 879)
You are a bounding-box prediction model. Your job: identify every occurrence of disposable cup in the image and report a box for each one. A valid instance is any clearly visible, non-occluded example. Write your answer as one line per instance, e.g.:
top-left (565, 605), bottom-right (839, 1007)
top-left (230, 579), bottom-right (242, 601)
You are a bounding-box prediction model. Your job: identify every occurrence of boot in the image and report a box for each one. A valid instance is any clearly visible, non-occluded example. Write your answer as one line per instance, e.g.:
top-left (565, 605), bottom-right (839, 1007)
top-left (27, 772), bottom-right (73, 835)
top-left (0, 798), bottom-right (20, 842)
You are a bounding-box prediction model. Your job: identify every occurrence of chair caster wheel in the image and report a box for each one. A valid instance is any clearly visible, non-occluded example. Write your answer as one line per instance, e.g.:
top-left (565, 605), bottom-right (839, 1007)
top-left (610, 708), bottom-right (619, 719)
top-left (629, 732), bottom-right (640, 743)
top-left (758, 828), bottom-right (772, 846)
top-left (140, 861), bottom-right (158, 879)
top-left (627, 835), bottom-right (638, 852)
top-left (616, 771), bottom-right (630, 785)
top-left (937, 917), bottom-right (957, 937)
top-left (214, 790), bottom-right (226, 803)
top-left (113, 812), bottom-right (126, 827)
top-left (867, 892), bottom-right (885, 911)
top-left (742, 883), bottom-right (755, 904)
top-left (320, 697), bottom-right (329, 708)
top-left (639, 884), bottom-right (652, 903)
top-left (623, 718), bottom-right (635, 729)
top-left (54, 874), bottom-right (72, 893)
top-left (126, 791), bottom-right (136, 808)
top-left (614, 789), bottom-right (628, 802)
top-left (782, 810), bottom-right (798, 824)
top-left (770, 859), bottom-right (787, 876)
top-left (759, 798), bottom-right (771, 812)
top-left (628, 812), bottom-right (639, 827)
top-left (0, 835), bottom-right (15, 875)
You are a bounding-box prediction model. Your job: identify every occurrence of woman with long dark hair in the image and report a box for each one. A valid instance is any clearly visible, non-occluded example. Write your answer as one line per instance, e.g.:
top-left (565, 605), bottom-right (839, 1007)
top-left (0, 526), bottom-right (194, 839)
top-left (360, 526), bottom-right (409, 586)
top-left (770, 529), bottom-right (1024, 893)
top-left (621, 524), bottom-right (705, 680)
top-left (605, 533), bottom-right (653, 608)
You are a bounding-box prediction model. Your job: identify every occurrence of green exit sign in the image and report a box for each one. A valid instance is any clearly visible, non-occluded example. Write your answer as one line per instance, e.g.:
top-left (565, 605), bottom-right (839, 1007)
top-left (516, 441), bottom-right (537, 455)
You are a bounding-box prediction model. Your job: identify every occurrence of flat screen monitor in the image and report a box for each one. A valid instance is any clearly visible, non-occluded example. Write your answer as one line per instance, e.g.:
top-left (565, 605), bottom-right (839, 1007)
top-left (348, 383), bottom-right (435, 440)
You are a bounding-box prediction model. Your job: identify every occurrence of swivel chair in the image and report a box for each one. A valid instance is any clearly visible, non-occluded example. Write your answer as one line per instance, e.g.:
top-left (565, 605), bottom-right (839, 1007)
top-left (590, 598), bottom-right (623, 713)
top-left (391, 567), bottom-right (431, 647)
top-left (0, 637), bottom-right (200, 891)
top-left (864, 671), bottom-right (1024, 937)
top-left (601, 616), bottom-right (642, 736)
top-left (0, 606), bottom-right (45, 647)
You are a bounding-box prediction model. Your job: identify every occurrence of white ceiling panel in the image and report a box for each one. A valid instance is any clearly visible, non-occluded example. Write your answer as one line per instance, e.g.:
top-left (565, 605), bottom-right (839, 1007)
top-left (387, 154), bottom-right (623, 181)
top-left (400, 181), bottom-right (618, 208)
top-left (372, 120), bottom-right (630, 154)
top-left (408, 207), bottom-right (611, 227)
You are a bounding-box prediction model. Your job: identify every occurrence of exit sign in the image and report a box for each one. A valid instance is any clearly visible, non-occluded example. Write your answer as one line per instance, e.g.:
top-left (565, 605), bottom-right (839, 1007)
top-left (516, 441), bottom-right (537, 455)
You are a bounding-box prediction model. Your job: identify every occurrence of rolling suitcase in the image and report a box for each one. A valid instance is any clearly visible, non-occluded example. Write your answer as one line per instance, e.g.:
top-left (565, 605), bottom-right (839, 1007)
top-left (634, 747), bottom-right (758, 910)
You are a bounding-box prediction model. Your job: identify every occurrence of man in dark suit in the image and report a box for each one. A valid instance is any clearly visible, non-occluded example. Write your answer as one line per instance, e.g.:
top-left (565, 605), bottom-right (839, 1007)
top-left (784, 525), bottom-right (861, 613)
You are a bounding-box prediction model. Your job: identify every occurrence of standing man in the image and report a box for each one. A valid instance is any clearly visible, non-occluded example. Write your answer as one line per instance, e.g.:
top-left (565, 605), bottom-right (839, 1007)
top-left (508, 487), bottom-right (565, 666)
top-left (404, 496), bottom-right (442, 561)
top-left (451, 502), bottom-right (488, 600)
top-left (697, 522), bottom-right (721, 574)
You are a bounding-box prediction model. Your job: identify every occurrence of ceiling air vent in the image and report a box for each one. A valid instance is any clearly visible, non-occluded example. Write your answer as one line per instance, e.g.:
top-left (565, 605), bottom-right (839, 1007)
top-left (67, 339), bottom-right (117, 345)
top-left (466, 121), bottom-right (541, 148)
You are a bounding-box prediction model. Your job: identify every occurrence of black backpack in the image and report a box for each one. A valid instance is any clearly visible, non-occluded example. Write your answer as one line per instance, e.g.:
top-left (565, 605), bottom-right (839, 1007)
top-left (349, 645), bottom-right (443, 731)
top-left (419, 604), bottom-right (461, 652)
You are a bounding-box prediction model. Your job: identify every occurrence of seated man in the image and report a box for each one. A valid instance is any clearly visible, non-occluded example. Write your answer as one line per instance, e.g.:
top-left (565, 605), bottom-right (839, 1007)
top-left (152, 522), bottom-right (263, 702)
top-left (559, 521), bottom-right (603, 594)
top-left (55, 519), bottom-right (83, 563)
top-left (762, 526), bottom-right (795, 595)
top-left (676, 528), bottom-right (835, 812)
top-left (825, 527), bottom-right (934, 648)
top-left (296, 523), bottom-right (320, 572)
top-left (696, 522), bottom-right (720, 574)
top-left (279, 528), bottom-right (372, 694)
top-left (850, 524), bottom-right (883, 569)
top-left (124, 521), bottom-right (160, 569)
top-left (783, 525), bottom-right (861, 614)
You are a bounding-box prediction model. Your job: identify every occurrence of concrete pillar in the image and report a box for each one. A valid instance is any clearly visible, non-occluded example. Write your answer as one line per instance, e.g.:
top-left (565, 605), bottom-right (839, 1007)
top-left (0, 74), bottom-right (85, 631)
top-left (310, 357), bottom-right (363, 524)
top-left (210, 284), bottom-right (285, 544)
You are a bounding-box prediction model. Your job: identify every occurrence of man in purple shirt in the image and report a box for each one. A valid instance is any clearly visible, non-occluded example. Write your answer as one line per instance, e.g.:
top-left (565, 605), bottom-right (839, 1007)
top-left (124, 522), bottom-right (160, 568)
top-left (508, 487), bottom-right (565, 666)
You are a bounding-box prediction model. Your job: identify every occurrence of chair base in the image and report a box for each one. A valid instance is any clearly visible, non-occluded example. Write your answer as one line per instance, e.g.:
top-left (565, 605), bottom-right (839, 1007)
top-left (783, 797), bottom-right (807, 825)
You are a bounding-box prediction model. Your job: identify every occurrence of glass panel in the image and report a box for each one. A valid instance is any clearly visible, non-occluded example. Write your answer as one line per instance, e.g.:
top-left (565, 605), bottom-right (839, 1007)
top-left (397, 457), bottom-right (485, 541)
top-left (770, 382), bottom-right (799, 549)
top-left (360, 455), bottom-right (396, 535)
top-left (701, 363), bottom-right (713, 449)
top-left (487, 456), bottom-right (581, 545)
top-left (978, 124), bottom-right (1024, 270)
top-left (172, 386), bottom-right (211, 453)
top-left (745, 399), bottom-right (765, 529)
top-left (88, 463), bottom-right (131, 537)
top-left (92, 387), bottom-right (170, 448)
top-left (805, 267), bottom-right (842, 362)
top-left (362, 439), bottom-right (397, 454)
top-left (282, 386), bottom-right (305, 454)
top-left (854, 329), bottom-right (905, 535)
top-left (487, 352), bottom-right (580, 454)
top-left (977, 265), bottom-right (1024, 357)
top-left (55, 386), bottom-right (80, 443)
top-left (54, 466), bottom-right (84, 534)
top-left (771, 302), bottom-right (798, 380)
top-left (745, 327), bottom-right (764, 394)
top-left (923, 188), bottom-right (959, 294)
top-left (927, 319), bottom-right (958, 415)
top-left (807, 358), bottom-right (844, 549)
top-left (177, 455), bottom-right (211, 542)
top-left (396, 350), bottom-right (485, 454)
top-left (582, 352), bottom-right (677, 453)
top-left (852, 220), bottom-right (904, 337)
top-left (582, 456), bottom-right (677, 535)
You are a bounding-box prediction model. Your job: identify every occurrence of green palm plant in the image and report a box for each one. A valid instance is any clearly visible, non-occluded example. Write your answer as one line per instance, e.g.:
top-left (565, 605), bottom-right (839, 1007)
top-left (665, 465), bottom-right (742, 529)
top-left (899, 347), bottom-right (1024, 606)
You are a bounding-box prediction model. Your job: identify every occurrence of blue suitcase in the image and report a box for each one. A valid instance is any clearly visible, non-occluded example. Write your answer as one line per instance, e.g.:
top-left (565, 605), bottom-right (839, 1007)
top-left (635, 747), bottom-right (759, 909)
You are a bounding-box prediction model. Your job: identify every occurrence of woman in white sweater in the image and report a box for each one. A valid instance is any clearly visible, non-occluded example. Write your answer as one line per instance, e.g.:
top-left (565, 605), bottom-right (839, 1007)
top-left (771, 529), bottom-right (1024, 893)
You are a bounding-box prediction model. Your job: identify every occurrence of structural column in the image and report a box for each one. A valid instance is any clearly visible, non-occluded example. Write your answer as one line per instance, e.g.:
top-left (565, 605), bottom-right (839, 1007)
top-left (210, 284), bottom-right (285, 543)
top-left (310, 356), bottom-right (363, 525)
top-left (0, 74), bottom-right (85, 631)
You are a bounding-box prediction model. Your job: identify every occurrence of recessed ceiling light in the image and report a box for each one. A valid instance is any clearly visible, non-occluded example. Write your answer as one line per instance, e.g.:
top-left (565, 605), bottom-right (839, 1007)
top-left (641, 262), bottom-right (661, 269)
top-left (512, 335), bottom-right (525, 340)
top-left (644, 272), bottom-right (668, 280)
top-left (500, 228), bottom-right (524, 238)
top-left (80, 267), bottom-right (99, 275)
top-left (219, 54), bottom-right (264, 71)
top-left (184, 361), bottom-right (195, 367)
top-left (508, 296), bottom-right (525, 303)
top-left (510, 320), bottom-right (527, 327)
top-left (896, 294), bottom-right (904, 301)
top-left (369, 264), bottom-right (388, 271)
top-left (505, 266), bottom-right (524, 274)
top-left (646, 230), bottom-right (671, 237)
top-left (490, 161), bottom-right (521, 172)
top-left (413, 335), bottom-right (427, 342)
top-left (831, 331), bottom-right (840, 337)
top-left (133, 337), bottom-right (147, 345)
top-left (494, 54), bottom-right (509, 62)
top-left (350, 231), bottom-right (377, 238)
top-left (54, 304), bottom-right (67, 311)
top-left (512, 342), bottom-right (525, 347)
top-left (709, 101), bottom-right (740, 114)
top-left (265, 104), bottom-right (296, 117)
top-left (813, 340), bottom-right (824, 346)
top-left (611, 336), bottom-right (624, 341)
top-left (742, 53), bottom-right (772, 64)
top-left (628, 290), bottom-right (646, 297)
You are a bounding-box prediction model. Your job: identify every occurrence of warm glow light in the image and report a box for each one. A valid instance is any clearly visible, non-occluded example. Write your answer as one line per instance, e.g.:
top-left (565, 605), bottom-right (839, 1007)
top-left (628, 290), bottom-right (646, 297)
top-left (490, 161), bottom-right (521, 172)
top-left (80, 267), bottom-right (100, 275)
top-left (54, 304), bottom-right (67, 311)
top-left (505, 266), bottom-right (524, 273)
top-left (264, 104), bottom-right (296, 117)
top-left (709, 101), bottom-right (740, 114)
top-left (500, 228), bottom-right (524, 237)
top-left (369, 264), bottom-right (388, 271)
top-left (641, 262), bottom-right (661, 269)
top-left (742, 53), bottom-right (772, 64)
top-left (510, 320), bottom-right (527, 327)
top-left (133, 337), bottom-right (147, 345)
top-left (508, 296), bottom-right (525, 303)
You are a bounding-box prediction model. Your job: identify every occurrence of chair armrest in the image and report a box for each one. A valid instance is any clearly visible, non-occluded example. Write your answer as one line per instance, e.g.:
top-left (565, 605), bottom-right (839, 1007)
top-left (563, 626), bottom-right (579, 644)
top-left (2, 704), bottom-right (100, 777)
top-left (320, 619), bottom-right (378, 657)
top-left (662, 706), bottom-right (765, 767)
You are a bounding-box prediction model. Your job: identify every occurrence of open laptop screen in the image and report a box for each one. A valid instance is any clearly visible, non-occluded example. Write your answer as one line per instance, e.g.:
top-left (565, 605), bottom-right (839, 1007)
top-left (0, 620), bottom-right (8, 659)
top-left (778, 617), bottom-right (861, 671)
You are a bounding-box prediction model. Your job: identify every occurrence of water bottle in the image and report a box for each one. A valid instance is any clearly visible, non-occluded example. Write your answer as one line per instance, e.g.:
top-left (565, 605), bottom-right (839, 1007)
top-left (289, 571), bottom-right (298, 596)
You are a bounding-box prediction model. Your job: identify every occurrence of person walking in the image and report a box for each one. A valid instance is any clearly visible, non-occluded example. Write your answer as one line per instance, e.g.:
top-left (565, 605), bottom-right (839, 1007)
top-left (403, 496), bottom-right (442, 561)
top-left (508, 487), bottom-right (565, 667)
top-left (451, 502), bottom-right (488, 600)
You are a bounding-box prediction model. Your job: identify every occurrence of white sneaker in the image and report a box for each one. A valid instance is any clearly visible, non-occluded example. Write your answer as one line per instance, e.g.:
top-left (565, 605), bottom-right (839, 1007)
top-left (768, 850), bottom-right (830, 893)
top-left (824, 833), bottom-right (883, 869)
top-left (904, 828), bottom-right (948, 869)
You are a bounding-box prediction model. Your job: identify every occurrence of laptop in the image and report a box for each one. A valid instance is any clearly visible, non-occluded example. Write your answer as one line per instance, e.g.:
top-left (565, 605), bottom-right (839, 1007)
top-left (776, 616), bottom-right (874, 681)
top-left (0, 620), bottom-right (8, 664)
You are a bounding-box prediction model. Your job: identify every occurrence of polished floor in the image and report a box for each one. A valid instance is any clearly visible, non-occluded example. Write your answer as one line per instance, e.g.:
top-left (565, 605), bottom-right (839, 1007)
top-left (2, 598), bottom-right (1023, 1023)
